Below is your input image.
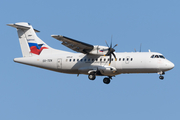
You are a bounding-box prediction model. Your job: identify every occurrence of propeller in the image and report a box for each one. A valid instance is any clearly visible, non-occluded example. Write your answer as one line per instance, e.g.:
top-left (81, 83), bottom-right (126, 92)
top-left (104, 36), bottom-right (118, 65)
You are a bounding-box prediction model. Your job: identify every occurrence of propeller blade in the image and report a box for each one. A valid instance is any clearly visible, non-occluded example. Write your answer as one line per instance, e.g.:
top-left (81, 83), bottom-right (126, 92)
top-left (110, 39), bottom-right (112, 48)
top-left (105, 40), bottom-right (109, 47)
top-left (113, 44), bottom-right (118, 48)
top-left (112, 52), bottom-right (117, 61)
top-left (109, 54), bottom-right (112, 65)
top-left (110, 35), bottom-right (113, 48)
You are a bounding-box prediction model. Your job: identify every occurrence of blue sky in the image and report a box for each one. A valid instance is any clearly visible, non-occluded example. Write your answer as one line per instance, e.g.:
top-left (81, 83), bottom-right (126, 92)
top-left (0, 0), bottom-right (179, 120)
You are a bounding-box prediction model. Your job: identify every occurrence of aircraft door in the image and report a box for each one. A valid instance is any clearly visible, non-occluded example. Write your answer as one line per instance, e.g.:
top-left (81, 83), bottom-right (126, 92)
top-left (57, 58), bottom-right (62, 69)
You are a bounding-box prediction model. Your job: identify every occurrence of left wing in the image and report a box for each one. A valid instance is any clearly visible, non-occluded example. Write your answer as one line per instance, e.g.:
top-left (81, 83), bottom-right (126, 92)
top-left (51, 35), bottom-right (94, 54)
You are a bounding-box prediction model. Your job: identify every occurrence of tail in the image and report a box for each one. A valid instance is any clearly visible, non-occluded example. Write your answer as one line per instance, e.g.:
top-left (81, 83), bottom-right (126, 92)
top-left (7, 22), bottom-right (51, 57)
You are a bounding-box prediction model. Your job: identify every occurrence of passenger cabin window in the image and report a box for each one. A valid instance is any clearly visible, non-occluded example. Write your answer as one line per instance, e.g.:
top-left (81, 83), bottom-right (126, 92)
top-left (131, 58), bottom-right (133, 61)
top-left (119, 58), bottom-right (121, 61)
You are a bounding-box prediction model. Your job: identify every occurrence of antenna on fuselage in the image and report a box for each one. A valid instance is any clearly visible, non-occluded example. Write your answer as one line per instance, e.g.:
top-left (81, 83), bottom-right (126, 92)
top-left (134, 43), bottom-right (142, 52)
top-left (140, 43), bottom-right (142, 52)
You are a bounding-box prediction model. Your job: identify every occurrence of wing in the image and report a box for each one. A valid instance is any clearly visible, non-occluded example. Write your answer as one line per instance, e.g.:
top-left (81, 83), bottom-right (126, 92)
top-left (51, 35), bottom-right (94, 54)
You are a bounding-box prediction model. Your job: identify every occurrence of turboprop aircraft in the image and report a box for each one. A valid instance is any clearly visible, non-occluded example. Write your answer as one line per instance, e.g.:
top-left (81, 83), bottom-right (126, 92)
top-left (7, 22), bottom-right (174, 84)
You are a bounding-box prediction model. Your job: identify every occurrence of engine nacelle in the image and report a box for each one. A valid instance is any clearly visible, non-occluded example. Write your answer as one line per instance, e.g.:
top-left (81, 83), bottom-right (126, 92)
top-left (89, 45), bottom-right (109, 55)
top-left (98, 66), bottom-right (117, 75)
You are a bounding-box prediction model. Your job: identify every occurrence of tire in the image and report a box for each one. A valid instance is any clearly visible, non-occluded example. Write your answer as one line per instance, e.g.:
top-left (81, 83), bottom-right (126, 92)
top-left (103, 78), bottom-right (110, 84)
top-left (88, 73), bottom-right (96, 80)
top-left (159, 76), bottom-right (164, 80)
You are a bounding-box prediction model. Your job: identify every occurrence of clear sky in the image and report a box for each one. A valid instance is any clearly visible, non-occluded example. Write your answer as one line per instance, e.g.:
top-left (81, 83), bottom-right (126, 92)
top-left (0, 0), bottom-right (179, 120)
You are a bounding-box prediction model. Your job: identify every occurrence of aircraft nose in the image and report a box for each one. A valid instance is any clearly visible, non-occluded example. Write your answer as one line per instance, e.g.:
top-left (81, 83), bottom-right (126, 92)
top-left (166, 61), bottom-right (174, 70)
top-left (169, 62), bottom-right (175, 69)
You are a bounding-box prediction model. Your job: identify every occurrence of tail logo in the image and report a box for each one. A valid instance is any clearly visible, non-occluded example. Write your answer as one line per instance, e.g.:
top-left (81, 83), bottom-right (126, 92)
top-left (28, 43), bottom-right (48, 55)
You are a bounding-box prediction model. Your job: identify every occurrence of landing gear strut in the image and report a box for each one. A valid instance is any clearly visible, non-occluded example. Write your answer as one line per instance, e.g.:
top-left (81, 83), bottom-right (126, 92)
top-left (158, 71), bottom-right (165, 80)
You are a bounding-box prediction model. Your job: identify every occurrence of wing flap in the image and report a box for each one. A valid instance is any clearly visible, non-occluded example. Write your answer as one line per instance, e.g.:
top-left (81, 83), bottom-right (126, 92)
top-left (51, 35), bottom-right (94, 54)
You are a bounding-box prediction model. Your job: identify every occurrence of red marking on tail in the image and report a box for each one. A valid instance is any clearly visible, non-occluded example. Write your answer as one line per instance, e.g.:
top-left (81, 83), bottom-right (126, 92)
top-left (30, 46), bottom-right (48, 55)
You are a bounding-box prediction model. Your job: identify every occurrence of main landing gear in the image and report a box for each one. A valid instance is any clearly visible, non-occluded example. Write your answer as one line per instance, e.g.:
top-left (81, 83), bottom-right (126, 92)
top-left (88, 73), bottom-right (96, 80)
top-left (158, 71), bottom-right (165, 80)
top-left (88, 73), bottom-right (112, 84)
top-left (103, 77), bottom-right (111, 84)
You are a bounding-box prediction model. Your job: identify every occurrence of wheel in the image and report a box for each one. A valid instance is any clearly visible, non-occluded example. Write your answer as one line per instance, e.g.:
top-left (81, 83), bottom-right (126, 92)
top-left (103, 78), bottom-right (110, 84)
top-left (159, 76), bottom-right (164, 80)
top-left (88, 73), bottom-right (96, 80)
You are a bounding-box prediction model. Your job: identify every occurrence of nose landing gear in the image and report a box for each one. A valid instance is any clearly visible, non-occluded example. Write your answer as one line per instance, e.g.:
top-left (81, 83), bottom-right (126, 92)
top-left (158, 71), bottom-right (165, 80)
top-left (159, 75), bottom-right (164, 80)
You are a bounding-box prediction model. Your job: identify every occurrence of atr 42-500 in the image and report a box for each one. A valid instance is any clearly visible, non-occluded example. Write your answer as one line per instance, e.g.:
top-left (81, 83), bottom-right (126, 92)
top-left (8, 22), bottom-right (174, 84)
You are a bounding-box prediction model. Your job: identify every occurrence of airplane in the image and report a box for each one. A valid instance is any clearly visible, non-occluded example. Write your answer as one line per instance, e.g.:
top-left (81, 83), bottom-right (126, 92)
top-left (7, 22), bottom-right (175, 84)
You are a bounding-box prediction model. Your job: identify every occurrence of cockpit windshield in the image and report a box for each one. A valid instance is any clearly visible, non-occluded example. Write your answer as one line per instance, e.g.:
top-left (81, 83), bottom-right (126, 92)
top-left (151, 54), bottom-right (165, 59)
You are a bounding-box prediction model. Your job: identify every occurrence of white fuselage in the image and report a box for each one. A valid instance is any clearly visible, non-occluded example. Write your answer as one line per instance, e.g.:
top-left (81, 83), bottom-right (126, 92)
top-left (14, 51), bottom-right (174, 76)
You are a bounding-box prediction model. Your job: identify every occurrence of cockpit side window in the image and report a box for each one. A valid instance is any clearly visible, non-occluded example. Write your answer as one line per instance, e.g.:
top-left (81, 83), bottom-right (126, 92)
top-left (151, 55), bottom-right (154, 58)
top-left (159, 55), bottom-right (165, 59)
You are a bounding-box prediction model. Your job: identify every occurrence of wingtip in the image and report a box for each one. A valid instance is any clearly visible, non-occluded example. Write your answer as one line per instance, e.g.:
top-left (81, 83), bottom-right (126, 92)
top-left (51, 35), bottom-right (63, 37)
top-left (7, 23), bottom-right (13, 26)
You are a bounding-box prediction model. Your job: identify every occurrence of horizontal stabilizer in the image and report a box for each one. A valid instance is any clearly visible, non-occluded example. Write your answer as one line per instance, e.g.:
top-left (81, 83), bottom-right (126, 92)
top-left (7, 23), bottom-right (40, 32)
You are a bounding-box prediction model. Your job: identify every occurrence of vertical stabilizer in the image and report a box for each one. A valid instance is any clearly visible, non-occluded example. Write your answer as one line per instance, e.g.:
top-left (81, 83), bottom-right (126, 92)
top-left (7, 22), bottom-right (50, 57)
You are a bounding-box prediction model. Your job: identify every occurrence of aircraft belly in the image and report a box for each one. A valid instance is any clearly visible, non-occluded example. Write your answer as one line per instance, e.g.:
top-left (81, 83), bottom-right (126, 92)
top-left (120, 68), bottom-right (159, 73)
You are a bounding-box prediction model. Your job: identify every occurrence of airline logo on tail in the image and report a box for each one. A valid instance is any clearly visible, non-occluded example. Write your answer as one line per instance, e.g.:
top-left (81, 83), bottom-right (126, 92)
top-left (28, 43), bottom-right (48, 55)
